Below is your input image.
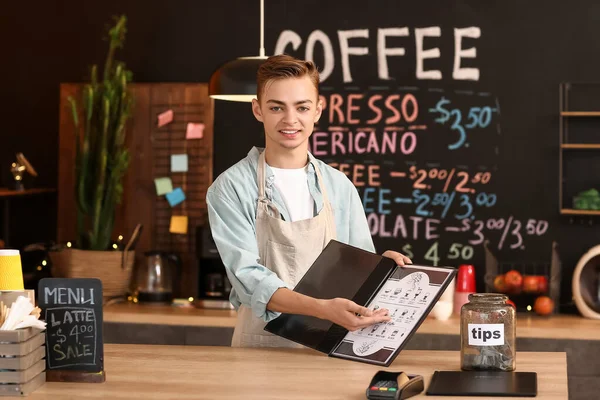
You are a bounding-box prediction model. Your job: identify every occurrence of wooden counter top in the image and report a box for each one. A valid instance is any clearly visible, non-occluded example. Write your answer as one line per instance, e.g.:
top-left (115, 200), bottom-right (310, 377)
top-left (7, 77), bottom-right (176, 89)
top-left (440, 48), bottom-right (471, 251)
top-left (104, 303), bottom-right (600, 340)
top-left (30, 345), bottom-right (567, 399)
top-left (104, 302), bottom-right (237, 328)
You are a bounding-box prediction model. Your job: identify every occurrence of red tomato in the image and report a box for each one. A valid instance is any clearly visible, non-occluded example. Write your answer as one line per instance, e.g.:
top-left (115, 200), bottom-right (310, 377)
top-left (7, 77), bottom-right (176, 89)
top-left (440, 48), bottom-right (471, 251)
top-left (533, 296), bottom-right (554, 316)
top-left (493, 275), bottom-right (507, 292)
top-left (504, 270), bottom-right (523, 290)
top-left (536, 276), bottom-right (549, 294)
top-left (523, 276), bottom-right (539, 293)
top-left (506, 299), bottom-right (516, 308)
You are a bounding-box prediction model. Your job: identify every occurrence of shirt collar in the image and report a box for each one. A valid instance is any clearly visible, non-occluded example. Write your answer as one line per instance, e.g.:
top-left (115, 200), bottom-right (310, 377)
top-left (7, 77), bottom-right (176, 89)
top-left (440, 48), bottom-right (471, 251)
top-left (247, 146), bottom-right (323, 219)
top-left (248, 146), bottom-right (317, 175)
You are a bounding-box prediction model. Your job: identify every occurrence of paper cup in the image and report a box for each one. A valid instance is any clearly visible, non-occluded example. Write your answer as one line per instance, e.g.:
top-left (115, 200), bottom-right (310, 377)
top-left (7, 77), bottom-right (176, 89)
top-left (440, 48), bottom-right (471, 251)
top-left (0, 250), bottom-right (25, 290)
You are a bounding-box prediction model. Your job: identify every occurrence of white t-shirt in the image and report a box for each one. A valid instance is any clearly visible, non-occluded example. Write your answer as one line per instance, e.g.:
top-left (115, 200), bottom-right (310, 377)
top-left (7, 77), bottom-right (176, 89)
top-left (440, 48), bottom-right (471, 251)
top-left (270, 165), bottom-right (314, 222)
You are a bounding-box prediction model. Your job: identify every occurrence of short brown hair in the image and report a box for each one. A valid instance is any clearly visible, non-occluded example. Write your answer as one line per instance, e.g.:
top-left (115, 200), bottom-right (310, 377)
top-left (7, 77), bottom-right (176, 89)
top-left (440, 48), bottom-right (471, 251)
top-left (256, 55), bottom-right (319, 101)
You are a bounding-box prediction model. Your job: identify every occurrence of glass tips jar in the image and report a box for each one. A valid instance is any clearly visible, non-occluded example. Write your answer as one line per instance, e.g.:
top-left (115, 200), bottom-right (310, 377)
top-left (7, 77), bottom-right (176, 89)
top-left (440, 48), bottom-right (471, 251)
top-left (460, 293), bottom-right (516, 371)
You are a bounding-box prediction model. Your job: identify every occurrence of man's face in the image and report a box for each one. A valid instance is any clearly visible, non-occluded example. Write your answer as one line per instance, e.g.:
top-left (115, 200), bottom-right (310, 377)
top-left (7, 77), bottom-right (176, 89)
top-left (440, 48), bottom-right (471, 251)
top-left (252, 76), bottom-right (322, 152)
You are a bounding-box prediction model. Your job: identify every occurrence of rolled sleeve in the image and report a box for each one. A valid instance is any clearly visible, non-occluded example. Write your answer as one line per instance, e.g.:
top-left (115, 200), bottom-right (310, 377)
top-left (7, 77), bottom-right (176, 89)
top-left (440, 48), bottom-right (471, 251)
top-left (207, 189), bottom-right (288, 322)
top-left (250, 273), bottom-right (291, 322)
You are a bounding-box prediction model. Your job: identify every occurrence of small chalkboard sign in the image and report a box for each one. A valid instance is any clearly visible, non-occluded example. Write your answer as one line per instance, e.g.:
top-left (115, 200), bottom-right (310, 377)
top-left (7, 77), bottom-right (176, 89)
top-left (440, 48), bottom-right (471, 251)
top-left (38, 278), bottom-right (105, 383)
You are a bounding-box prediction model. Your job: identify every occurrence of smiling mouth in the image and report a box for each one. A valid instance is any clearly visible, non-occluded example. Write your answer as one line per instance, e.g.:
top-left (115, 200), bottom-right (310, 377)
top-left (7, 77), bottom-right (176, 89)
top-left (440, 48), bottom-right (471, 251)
top-left (279, 129), bottom-right (300, 138)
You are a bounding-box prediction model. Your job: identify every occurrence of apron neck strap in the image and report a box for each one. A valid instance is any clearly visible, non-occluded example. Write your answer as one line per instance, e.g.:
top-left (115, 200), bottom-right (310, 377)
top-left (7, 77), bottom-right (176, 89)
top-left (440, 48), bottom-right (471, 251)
top-left (257, 151), bottom-right (267, 201)
top-left (257, 151), bottom-right (280, 217)
top-left (312, 161), bottom-right (331, 206)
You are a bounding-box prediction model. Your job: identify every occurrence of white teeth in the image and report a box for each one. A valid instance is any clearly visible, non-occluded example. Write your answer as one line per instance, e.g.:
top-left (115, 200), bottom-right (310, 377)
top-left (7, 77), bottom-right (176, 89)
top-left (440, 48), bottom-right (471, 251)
top-left (281, 130), bottom-right (298, 134)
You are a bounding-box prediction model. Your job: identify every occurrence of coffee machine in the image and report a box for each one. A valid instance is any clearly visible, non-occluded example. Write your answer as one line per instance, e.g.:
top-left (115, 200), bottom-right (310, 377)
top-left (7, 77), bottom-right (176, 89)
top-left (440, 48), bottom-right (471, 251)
top-left (195, 225), bottom-right (233, 309)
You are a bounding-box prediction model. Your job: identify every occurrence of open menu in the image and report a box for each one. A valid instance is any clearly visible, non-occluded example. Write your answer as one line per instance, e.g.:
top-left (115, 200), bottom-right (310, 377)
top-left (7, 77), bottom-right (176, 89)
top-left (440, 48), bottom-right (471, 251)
top-left (265, 240), bottom-right (456, 366)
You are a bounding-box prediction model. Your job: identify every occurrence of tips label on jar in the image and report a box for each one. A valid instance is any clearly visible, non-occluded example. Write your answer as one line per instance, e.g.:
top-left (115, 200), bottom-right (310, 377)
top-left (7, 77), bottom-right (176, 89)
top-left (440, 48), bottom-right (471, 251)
top-left (467, 324), bottom-right (504, 346)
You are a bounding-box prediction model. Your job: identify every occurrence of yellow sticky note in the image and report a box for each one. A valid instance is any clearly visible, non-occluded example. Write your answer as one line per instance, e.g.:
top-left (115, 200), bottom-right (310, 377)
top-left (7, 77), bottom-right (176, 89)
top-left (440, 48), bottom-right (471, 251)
top-left (169, 216), bottom-right (188, 234)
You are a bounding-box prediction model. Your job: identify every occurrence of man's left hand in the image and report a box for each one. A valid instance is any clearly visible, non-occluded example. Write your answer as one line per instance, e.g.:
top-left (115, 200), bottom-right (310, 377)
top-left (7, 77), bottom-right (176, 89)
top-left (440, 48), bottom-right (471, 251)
top-left (382, 250), bottom-right (412, 266)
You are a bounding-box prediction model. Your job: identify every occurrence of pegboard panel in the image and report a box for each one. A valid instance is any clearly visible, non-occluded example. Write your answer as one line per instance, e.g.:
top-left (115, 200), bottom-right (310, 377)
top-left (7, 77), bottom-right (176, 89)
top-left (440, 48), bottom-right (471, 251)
top-left (58, 83), bottom-right (214, 298)
top-left (150, 88), bottom-right (213, 296)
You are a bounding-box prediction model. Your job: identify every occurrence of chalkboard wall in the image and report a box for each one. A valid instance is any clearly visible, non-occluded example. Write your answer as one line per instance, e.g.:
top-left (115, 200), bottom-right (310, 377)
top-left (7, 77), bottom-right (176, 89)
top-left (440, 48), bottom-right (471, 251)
top-left (3, 1), bottom-right (600, 311)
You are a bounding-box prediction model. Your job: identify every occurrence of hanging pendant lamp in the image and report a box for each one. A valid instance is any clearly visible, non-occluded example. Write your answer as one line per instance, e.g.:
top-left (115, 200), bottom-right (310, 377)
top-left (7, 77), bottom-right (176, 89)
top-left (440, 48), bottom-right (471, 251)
top-left (209, 0), bottom-right (268, 102)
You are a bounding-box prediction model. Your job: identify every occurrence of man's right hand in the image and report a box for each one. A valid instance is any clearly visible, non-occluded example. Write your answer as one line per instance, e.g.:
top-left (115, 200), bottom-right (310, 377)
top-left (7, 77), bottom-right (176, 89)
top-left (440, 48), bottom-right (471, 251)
top-left (316, 298), bottom-right (391, 331)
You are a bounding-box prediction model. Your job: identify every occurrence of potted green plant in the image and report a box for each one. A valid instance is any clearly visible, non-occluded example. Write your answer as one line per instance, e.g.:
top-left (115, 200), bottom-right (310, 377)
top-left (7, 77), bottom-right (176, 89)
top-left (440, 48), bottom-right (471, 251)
top-left (50, 15), bottom-right (135, 298)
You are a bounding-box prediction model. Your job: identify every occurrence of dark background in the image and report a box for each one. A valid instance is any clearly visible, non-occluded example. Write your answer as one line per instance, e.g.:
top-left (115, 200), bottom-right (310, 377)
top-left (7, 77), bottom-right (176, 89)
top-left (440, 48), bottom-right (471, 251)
top-left (2, 1), bottom-right (600, 311)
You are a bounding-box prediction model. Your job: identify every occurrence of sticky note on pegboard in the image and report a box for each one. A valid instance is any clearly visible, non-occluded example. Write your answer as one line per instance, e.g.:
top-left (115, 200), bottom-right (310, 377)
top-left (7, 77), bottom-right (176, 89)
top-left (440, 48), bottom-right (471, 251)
top-left (169, 215), bottom-right (188, 234)
top-left (171, 154), bottom-right (188, 172)
top-left (154, 177), bottom-right (173, 196)
top-left (157, 109), bottom-right (174, 127)
top-left (166, 187), bottom-right (186, 207)
top-left (186, 122), bottom-right (204, 139)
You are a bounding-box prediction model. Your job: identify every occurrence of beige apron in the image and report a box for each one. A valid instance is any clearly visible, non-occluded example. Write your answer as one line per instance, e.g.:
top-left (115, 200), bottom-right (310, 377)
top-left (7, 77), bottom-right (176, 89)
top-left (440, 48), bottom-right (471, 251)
top-left (231, 151), bottom-right (337, 347)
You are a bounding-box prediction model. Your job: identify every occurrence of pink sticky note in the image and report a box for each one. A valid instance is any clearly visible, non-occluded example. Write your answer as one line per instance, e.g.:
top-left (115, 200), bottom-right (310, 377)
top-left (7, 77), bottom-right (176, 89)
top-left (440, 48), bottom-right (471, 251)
top-left (157, 110), bottom-right (174, 127)
top-left (186, 122), bottom-right (204, 139)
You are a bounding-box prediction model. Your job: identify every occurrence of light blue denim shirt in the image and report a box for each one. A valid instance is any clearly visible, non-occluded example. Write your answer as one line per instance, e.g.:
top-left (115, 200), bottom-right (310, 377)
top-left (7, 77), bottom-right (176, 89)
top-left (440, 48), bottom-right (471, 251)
top-left (206, 147), bottom-right (375, 322)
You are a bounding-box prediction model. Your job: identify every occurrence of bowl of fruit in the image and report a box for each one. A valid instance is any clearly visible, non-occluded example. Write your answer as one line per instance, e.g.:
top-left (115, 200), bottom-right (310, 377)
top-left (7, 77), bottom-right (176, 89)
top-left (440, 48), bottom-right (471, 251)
top-left (491, 270), bottom-right (554, 315)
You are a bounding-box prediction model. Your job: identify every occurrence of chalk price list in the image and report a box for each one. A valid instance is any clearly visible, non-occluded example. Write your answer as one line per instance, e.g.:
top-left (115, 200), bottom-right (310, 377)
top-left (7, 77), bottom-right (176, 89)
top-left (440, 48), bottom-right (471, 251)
top-left (407, 166), bottom-right (492, 193)
top-left (312, 89), bottom-right (550, 265)
top-left (47, 307), bottom-right (97, 368)
top-left (312, 92), bottom-right (500, 158)
top-left (369, 165), bottom-right (497, 221)
top-left (396, 217), bottom-right (549, 266)
top-left (363, 188), bottom-right (498, 226)
top-left (429, 96), bottom-right (500, 150)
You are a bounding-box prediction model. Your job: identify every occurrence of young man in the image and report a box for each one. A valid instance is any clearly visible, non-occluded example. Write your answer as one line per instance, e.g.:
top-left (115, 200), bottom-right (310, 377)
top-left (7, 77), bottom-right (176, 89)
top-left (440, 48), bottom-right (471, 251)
top-left (207, 55), bottom-right (411, 348)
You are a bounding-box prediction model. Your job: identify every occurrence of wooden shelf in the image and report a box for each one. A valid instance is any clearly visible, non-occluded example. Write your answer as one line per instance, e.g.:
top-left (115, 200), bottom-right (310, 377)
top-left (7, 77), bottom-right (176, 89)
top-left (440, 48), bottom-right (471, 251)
top-left (0, 188), bottom-right (56, 198)
top-left (561, 144), bottom-right (600, 149)
top-left (560, 208), bottom-right (600, 215)
top-left (561, 111), bottom-right (600, 116)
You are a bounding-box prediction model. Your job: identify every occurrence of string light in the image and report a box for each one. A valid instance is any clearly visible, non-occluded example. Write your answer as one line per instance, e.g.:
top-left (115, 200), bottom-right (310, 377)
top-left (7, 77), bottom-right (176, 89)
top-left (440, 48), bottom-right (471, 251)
top-left (112, 244), bottom-right (118, 249)
top-left (41, 260), bottom-right (47, 266)
top-left (188, 297), bottom-right (194, 302)
top-left (118, 235), bottom-right (123, 241)
top-left (66, 242), bottom-right (72, 248)
top-left (527, 305), bottom-right (532, 311)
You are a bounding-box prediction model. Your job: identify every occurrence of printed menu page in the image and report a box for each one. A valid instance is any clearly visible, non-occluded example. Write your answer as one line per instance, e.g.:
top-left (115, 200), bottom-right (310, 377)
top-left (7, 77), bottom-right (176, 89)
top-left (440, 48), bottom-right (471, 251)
top-left (331, 264), bottom-right (454, 365)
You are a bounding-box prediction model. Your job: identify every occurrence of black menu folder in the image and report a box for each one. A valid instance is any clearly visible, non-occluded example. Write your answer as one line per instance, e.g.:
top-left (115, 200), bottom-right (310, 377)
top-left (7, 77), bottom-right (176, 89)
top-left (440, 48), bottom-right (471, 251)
top-left (264, 240), bottom-right (456, 366)
top-left (426, 371), bottom-right (538, 397)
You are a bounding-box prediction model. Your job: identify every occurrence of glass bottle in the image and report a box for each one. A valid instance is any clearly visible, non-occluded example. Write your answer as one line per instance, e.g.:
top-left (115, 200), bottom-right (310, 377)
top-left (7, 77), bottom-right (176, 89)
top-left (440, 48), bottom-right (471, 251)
top-left (460, 293), bottom-right (516, 371)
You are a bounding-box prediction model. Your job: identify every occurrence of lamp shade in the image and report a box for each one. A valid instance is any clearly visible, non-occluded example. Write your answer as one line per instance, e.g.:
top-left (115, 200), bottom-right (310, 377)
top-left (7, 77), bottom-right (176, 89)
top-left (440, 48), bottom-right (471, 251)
top-left (209, 56), bottom-right (267, 102)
